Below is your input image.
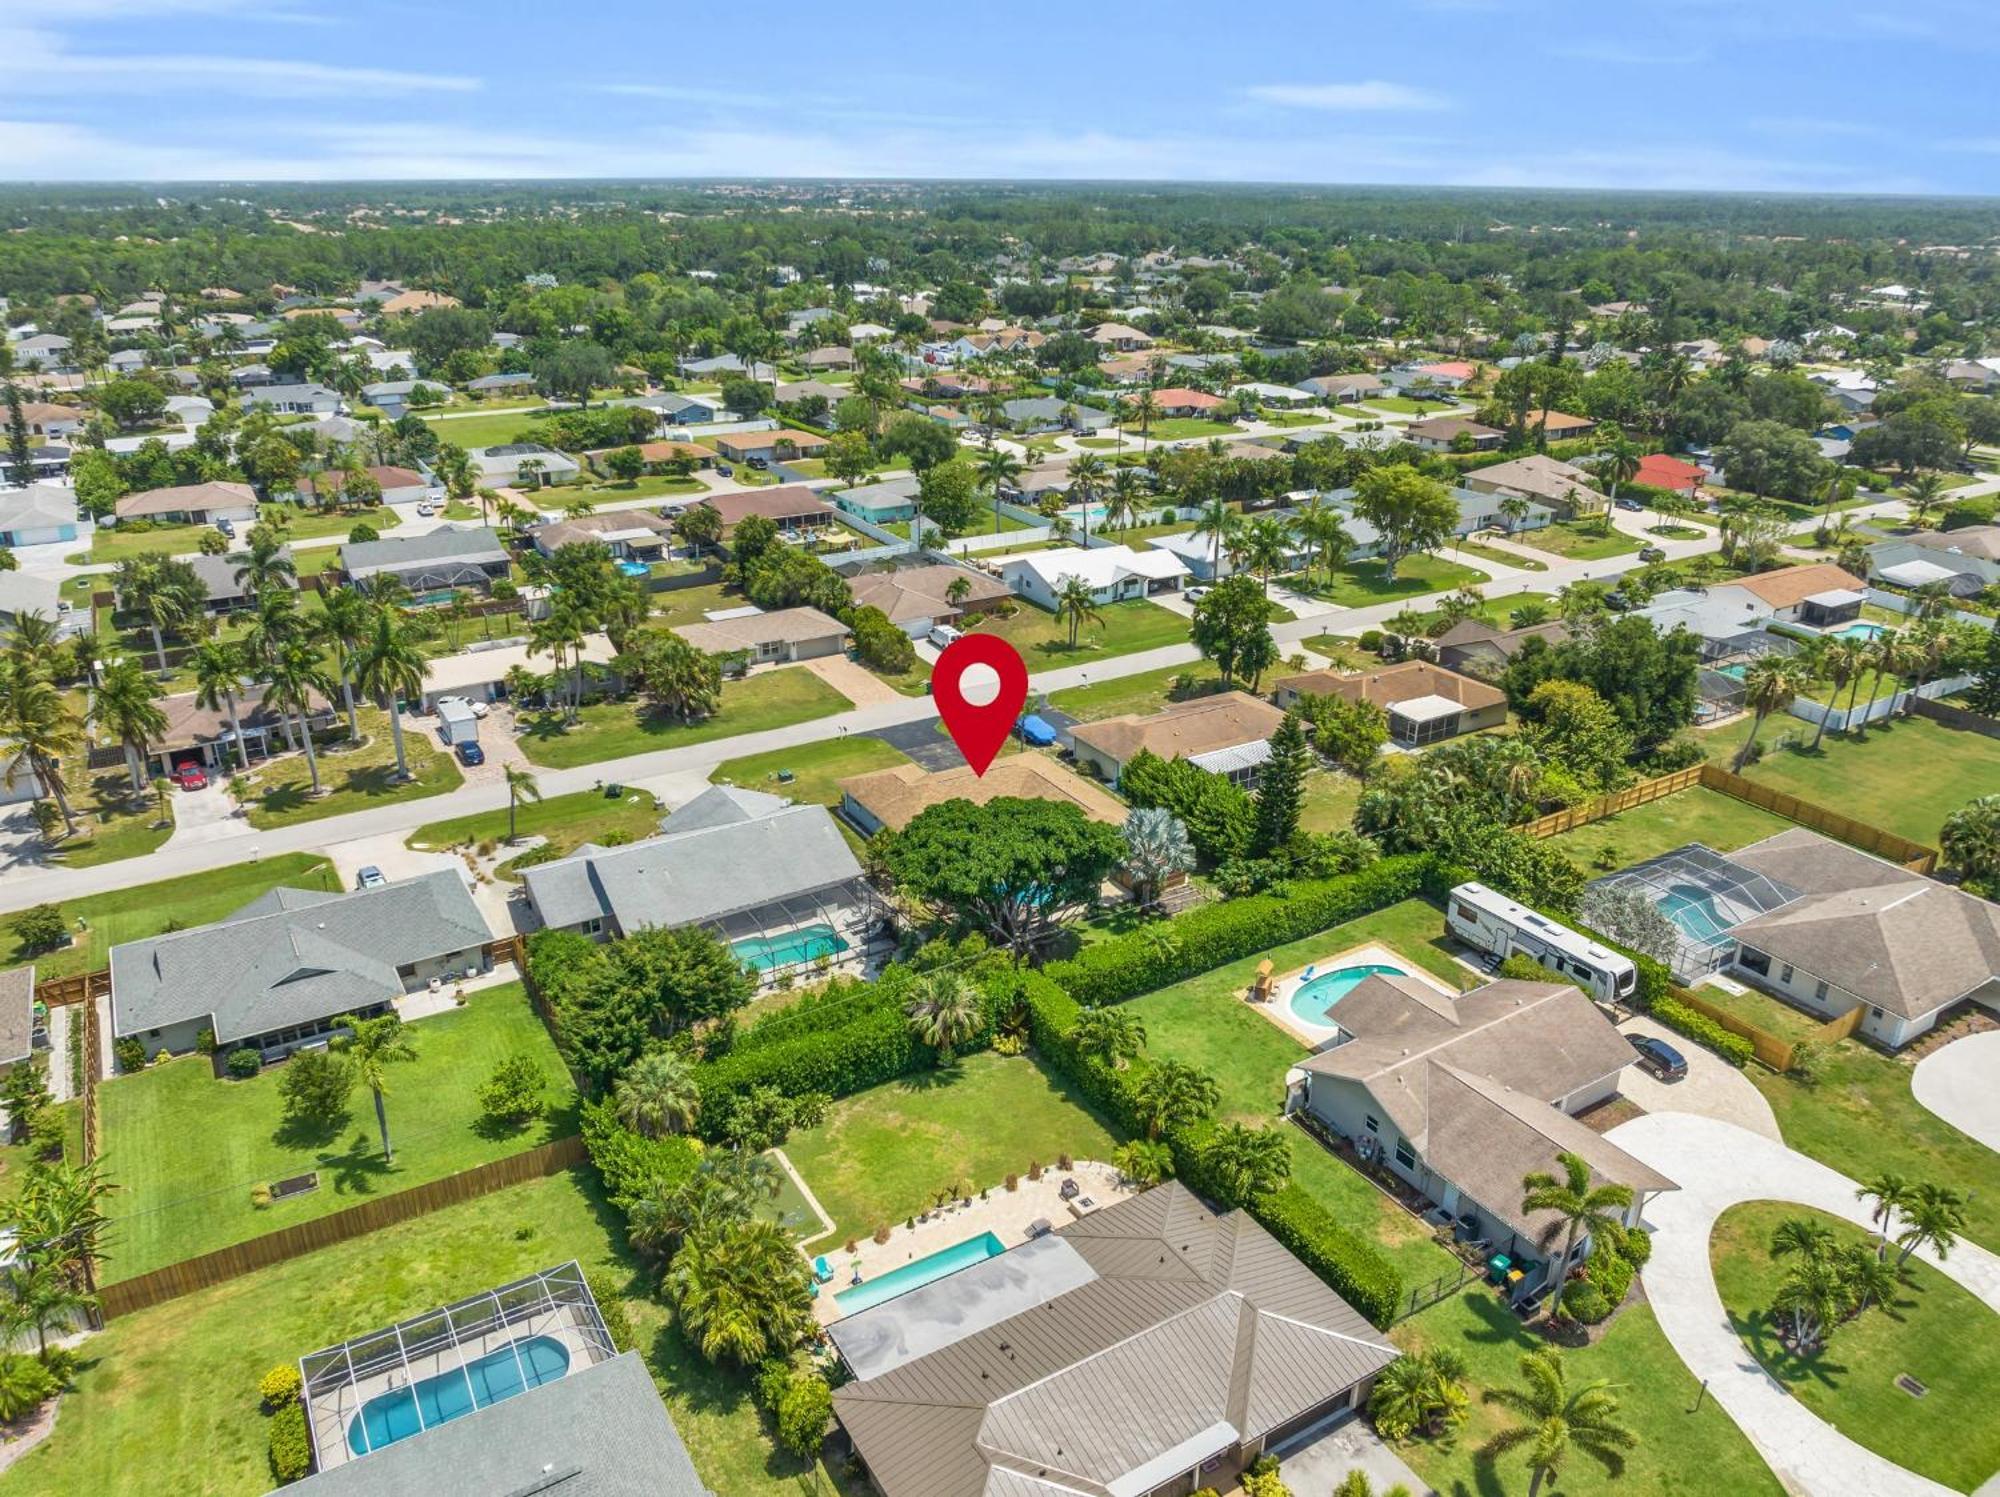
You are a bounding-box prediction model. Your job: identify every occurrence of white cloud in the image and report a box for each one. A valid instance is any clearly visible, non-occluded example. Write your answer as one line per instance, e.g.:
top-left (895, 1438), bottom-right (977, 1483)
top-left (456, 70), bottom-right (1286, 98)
top-left (1244, 81), bottom-right (1450, 112)
top-left (0, 27), bottom-right (476, 94)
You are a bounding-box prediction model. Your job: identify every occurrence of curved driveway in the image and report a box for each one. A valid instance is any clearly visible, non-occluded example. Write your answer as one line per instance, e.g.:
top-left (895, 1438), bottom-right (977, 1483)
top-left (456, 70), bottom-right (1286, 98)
top-left (1911, 1031), bottom-right (2000, 1153)
top-left (1606, 1112), bottom-right (2000, 1497)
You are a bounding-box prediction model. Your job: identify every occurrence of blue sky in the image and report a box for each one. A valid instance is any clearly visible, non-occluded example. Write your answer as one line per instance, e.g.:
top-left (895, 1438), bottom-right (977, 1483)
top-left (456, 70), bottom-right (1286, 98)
top-left (2, 0), bottom-right (1997, 193)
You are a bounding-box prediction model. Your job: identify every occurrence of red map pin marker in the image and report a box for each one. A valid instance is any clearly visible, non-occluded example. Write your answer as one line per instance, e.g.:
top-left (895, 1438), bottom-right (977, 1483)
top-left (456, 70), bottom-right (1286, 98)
top-left (932, 633), bottom-right (1028, 777)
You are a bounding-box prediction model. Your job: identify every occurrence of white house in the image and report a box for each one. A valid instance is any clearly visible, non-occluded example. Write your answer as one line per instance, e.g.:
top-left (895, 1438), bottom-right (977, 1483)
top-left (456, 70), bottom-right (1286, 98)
top-left (994, 544), bottom-right (1188, 610)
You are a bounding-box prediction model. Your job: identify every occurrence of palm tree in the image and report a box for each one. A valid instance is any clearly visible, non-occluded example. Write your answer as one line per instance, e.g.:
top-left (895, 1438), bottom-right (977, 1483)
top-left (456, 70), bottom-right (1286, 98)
top-left (318, 586), bottom-right (374, 736)
top-left (6, 1256), bottom-right (89, 1361)
top-left (1111, 1138), bottom-right (1173, 1187)
top-left (1130, 386), bottom-right (1160, 446)
top-left (0, 662), bottom-right (81, 836)
top-left (1369, 1347), bottom-right (1470, 1442)
top-left (904, 971), bottom-right (983, 1063)
top-left (189, 639), bottom-right (252, 773)
top-left (1120, 806), bottom-right (1194, 908)
top-left (1054, 574), bottom-right (1103, 649)
top-left (264, 640), bottom-right (336, 795)
top-left (1942, 794), bottom-right (2000, 887)
top-left (1292, 498), bottom-right (1352, 586)
top-left (973, 443), bottom-right (1023, 536)
top-left (1129, 1059), bottom-right (1220, 1140)
top-left (1242, 514), bottom-right (1296, 594)
top-left (664, 1218), bottom-right (814, 1367)
top-left (16, 1158), bottom-right (116, 1298)
top-left (1202, 1122), bottom-right (1292, 1206)
top-left (1856, 1171), bottom-right (1916, 1249)
top-left (232, 529), bottom-right (296, 597)
top-left (612, 1049), bottom-right (700, 1137)
top-left (1067, 452), bottom-right (1106, 544)
top-left (1815, 637), bottom-right (1868, 750)
top-left (1894, 1182), bottom-right (1965, 1269)
top-left (116, 555), bottom-right (196, 674)
top-left (1070, 1005), bottom-right (1146, 1070)
top-left (1842, 1242), bottom-right (1900, 1314)
top-left (503, 764), bottom-right (541, 843)
top-left (1482, 1348), bottom-right (1638, 1497)
top-left (92, 658), bottom-right (167, 799)
top-left (1731, 654), bottom-right (1799, 772)
top-left (1519, 1152), bottom-right (1635, 1321)
top-left (1592, 425), bottom-right (1642, 508)
top-left (1768, 1214), bottom-right (1836, 1261)
top-left (1107, 467), bottom-right (1146, 532)
top-left (354, 607), bottom-right (428, 780)
top-left (1905, 470), bottom-right (1946, 528)
top-left (336, 1011), bottom-right (418, 1162)
top-left (1498, 494), bottom-right (1532, 534)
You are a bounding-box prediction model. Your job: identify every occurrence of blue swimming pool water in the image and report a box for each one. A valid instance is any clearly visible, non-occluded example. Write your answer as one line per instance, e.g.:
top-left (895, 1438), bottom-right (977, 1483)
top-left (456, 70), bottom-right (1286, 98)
top-left (835, 1231), bottom-right (1005, 1315)
top-left (731, 923), bottom-right (848, 972)
top-left (1658, 883), bottom-right (1732, 944)
top-left (616, 560), bottom-right (651, 578)
top-left (1831, 621), bottom-right (1885, 642)
top-left (1288, 963), bottom-right (1407, 1027)
top-left (346, 1335), bottom-right (569, 1456)
top-left (1717, 662), bottom-right (1748, 680)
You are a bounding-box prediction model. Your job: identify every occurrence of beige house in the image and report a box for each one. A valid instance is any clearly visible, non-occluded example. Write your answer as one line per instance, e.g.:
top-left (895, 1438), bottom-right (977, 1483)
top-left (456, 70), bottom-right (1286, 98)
top-left (670, 606), bottom-right (849, 664)
top-left (839, 755), bottom-right (1127, 836)
top-left (845, 562), bottom-right (1011, 638)
top-left (1069, 690), bottom-right (1285, 786)
top-left (1434, 617), bottom-right (1571, 678)
top-left (1463, 453), bottom-right (1606, 517)
top-left (113, 480), bottom-right (259, 525)
top-left (699, 486), bottom-right (836, 540)
top-left (1273, 661), bottom-right (1508, 746)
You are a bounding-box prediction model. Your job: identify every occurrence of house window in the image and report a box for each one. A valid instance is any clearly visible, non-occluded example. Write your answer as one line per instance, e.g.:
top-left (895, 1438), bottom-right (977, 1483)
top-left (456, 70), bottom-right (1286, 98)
top-left (1814, 979), bottom-right (1830, 1003)
top-left (1778, 963), bottom-right (1794, 985)
top-left (1363, 1114), bottom-right (1379, 1134)
top-left (1737, 947), bottom-right (1771, 977)
top-left (1394, 1140), bottom-right (1417, 1171)
top-left (582, 918), bottom-right (604, 936)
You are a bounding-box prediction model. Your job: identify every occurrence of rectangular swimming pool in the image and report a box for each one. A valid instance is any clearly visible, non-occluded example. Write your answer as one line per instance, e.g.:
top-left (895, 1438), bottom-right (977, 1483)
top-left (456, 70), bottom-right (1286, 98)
top-left (834, 1231), bottom-right (1005, 1315)
top-left (731, 923), bottom-right (848, 972)
top-left (347, 1334), bottom-right (569, 1456)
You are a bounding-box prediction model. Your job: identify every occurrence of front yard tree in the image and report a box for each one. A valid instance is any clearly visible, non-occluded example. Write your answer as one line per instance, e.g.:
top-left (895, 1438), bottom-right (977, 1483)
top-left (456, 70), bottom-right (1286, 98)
top-left (1715, 418), bottom-right (1827, 501)
top-left (335, 1012), bottom-right (418, 1163)
top-left (503, 764), bottom-right (542, 843)
top-left (1482, 1347), bottom-right (1638, 1497)
top-left (1189, 575), bottom-right (1276, 687)
top-left (1251, 708), bottom-right (1310, 856)
top-left (1054, 575), bottom-right (1103, 649)
top-left (355, 606), bottom-right (428, 781)
top-left (1369, 1346), bottom-right (1471, 1443)
top-left (618, 631), bottom-right (722, 723)
top-left (1519, 1152), bottom-right (1634, 1324)
top-left (533, 340), bottom-right (614, 407)
top-left (93, 658), bottom-right (166, 799)
top-left (1352, 463), bottom-right (1458, 582)
top-left (880, 798), bottom-right (1125, 959)
top-left (605, 445), bottom-right (646, 483)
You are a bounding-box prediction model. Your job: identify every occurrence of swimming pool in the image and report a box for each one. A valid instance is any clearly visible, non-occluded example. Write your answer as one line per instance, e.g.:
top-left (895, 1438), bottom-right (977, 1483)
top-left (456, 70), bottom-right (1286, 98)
top-left (1831, 621), bottom-right (1885, 642)
top-left (1288, 962), bottom-right (1407, 1027)
top-left (1658, 883), bottom-right (1733, 944)
top-left (346, 1334), bottom-right (569, 1456)
top-left (835, 1231), bottom-right (1005, 1315)
top-left (616, 560), bottom-right (651, 578)
top-left (731, 923), bottom-right (848, 972)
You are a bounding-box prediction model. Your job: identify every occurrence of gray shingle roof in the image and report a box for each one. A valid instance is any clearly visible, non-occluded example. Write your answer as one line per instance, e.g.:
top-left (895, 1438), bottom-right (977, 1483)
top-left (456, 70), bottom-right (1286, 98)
top-left (109, 871), bottom-right (489, 1044)
top-left (341, 525), bottom-right (507, 578)
top-left (291, 1352), bottom-right (710, 1497)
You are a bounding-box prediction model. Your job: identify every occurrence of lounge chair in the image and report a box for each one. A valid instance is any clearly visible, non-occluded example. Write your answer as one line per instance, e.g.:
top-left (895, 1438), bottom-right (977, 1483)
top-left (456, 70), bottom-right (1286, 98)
top-left (813, 1255), bottom-right (834, 1284)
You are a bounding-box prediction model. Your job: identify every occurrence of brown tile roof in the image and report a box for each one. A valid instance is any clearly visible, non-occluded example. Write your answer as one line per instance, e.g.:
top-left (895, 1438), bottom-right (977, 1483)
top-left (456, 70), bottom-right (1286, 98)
top-left (1730, 562), bottom-right (1866, 610)
top-left (113, 480), bottom-right (258, 519)
top-left (1465, 453), bottom-right (1604, 505)
top-left (1275, 660), bottom-right (1506, 713)
top-left (670, 606), bottom-right (849, 654)
top-left (379, 290), bottom-right (460, 315)
top-left (845, 563), bottom-right (1010, 626)
top-left (584, 440), bottom-right (710, 464)
top-left (839, 756), bottom-right (1127, 832)
top-left (1070, 690), bottom-right (1285, 766)
top-left (1145, 387), bottom-right (1223, 409)
top-left (1408, 417), bottom-right (1502, 441)
top-left (300, 465), bottom-right (426, 497)
top-left (155, 681), bottom-right (332, 749)
top-left (1432, 617), bottom-right (1571, 659)
top-left (699, 486), bottom-right (835, 526)
top-left (1525, 409), bottom-right (1596, 434)
top-left (716, 427), bottom-right (830, 452)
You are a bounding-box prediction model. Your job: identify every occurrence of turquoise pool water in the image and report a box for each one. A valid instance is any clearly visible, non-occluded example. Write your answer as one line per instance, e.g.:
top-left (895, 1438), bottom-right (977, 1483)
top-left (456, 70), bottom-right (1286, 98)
top-left (346, 1335), bottom-right (569, 1456)
top-left (1288, 962), bottom-right (1406, 1027)
top-left (1832, 621), bottom-right (1885, 641)
top-left (731, 923), bottom-right (848, 972)
top-left (1658, 883), bottom-right (1733, 944)
top-left (1717, 662), bottom-right (1748, 680)
top-left (616, 560), bottom-right (650, 578)
top-left (835, 1231), bottom-right (1005, 1315)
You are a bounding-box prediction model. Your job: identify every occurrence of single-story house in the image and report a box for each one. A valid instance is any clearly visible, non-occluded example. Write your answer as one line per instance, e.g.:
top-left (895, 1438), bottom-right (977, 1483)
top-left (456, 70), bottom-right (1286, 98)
top-left (464, 371), bottom-right (537, 395)
top-left (468, 443), bottom-right (580, 487)
top-left (1524, 410), bottom-right (1597, 441)
top-left (1273, 660), bottom-right (1509, 746)
top-left (1434, 617), bottom-right (1571, 677)
top-left (1868, 540), bottom-right (2000, 597)
top-left (1070, 690), bottom-right (1285, 786)
top-left (1463, 453), bottom-right (1606, 517)
top-left (669, 605), bottom-right (850, 664)
top-left (1086, 321), bottom-right (1155, 351)
top-left (709, 428), bottom-right (830, 463)
top-left (1634, 452), bottom-right (1705, 498)
top-left (1730, 562), bottom-right (1869, 626)
top-left (1144, 387), bottom-right (1225, 419)
top-left (379, 289), bottom-right (459, 316)
top-left (1721, 829), bottom-right (2000, 1050)
top-left (800, 345), bottom-right (855, 371)
top-left (996, 543), bottom-right (1188, 610)
top-left (143, 680), bottom-right (335, 777)
top-left (839, 754), bottom-right (1126, 836)
top-left (1228, 381), bottom-right (1314, 410)
top-left (699, 485), bottom-right (836, 541)
top-left (340, 526), bottom-right (511, 591)
top-left (242, 382), bottom-right (342, 415)
top-left (113, 480), bottom-right (259, 526)
top-left (1152, 519), bottom-right (1313, 582)
top-left (0, 967), bottom-right (36, 1070)
top-left (831, 1182), bottom-right (1398, 1497)
top-left (843, 561), bottom-right (1011, 636)
top-left (297, 465), bottom-right (436, 506)
top-left (0, 572), bottom-right (62, 630)
top-left (583, 439), bottom-right (713, 474)
top-left (11, 402), bottom-right (85, 440)
top-left (1405, 417), bottom-right (1505, 452)
top-left (774, 379), bottom-right (848, 409)
top-left (635, 392), bottom-right (727, 427)
top-left (417, 634), bottom-right (619, 710)
top-left (531, 509), bottom-right (678, 558)
top-left (10, 334), bottom-right (74, 371)
top-left (1291, 974), bottom-right (1674, 1299)
top-left (0, 482), bottom-right (80, 546)
top-left (830, 474), bottom-right (920, 525)
top-left (519, 786), bottom-right (874, 977)
top-left (999, 396), bottom-right (1114, 433)
top-left (680, 353), bottom-right (778, 382)
top-left (188, 547), bottom-right (298, 612)
top-left (1387, 360), bottom-right (1476, 391)
top-left (230, 364), bottom-right (276, 389)
top-left (1299, 372), bottom-right (1386, 403)
top-left (109, 869), bottom-right (491, 1060)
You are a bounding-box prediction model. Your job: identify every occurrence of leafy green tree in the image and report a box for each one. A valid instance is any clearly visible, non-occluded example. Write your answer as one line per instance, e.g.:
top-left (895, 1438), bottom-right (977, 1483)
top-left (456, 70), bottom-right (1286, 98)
top-left (1714, 418), bottom-right (1827, 501)
top-left (1522, 679), bottom-right (1632, 792)
top-left (1352, 464), bottom-right (1459, 582)
top-left (617, 630), bottom-right (723, 721)
top-left (1501, 616), bottom-right (1700, 754)
top-left (1189, 574), bottom-right (1276, 687)
top-left (277, 1047), bottom-right (355, 1127)
top-left (605, 445), bottom-right (646, 483)
top-left (533, 340), bottom-right (615, 406)
top-left (477, 1053), bottom-right (548, 1127)
top-left (613, 1049), bottom-right (701, 1137)
top-left (1130, 1059), bottom-right (1220, 1140)
top-left (1305, 694), bottom-right (1389, 775)
top-left (916, 458), bottom-right (983, 537)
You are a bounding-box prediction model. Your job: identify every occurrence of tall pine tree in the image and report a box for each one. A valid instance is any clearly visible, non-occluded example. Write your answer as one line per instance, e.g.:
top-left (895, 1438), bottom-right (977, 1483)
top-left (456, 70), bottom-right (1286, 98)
top-left (1252, 708), bottom-right (1311, 856)
top-left (3, 383), bottom-right (31, 486)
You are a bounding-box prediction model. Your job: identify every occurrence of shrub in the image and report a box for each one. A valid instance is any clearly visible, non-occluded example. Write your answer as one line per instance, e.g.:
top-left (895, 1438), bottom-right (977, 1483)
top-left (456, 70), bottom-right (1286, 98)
top-left (0, 1355), bottom-right (54, 1421)
top-left (1358, 629), bottom-right (1385, 652)
top-left (259, 1363), bottom-right (303, 1409)
top-left (1651, 996), bottom-right (1755, 1067)
top-left (584, 1269), bottom-right (636, 1353)
top-left (1240, 1468), bottom-right (1294, 1497)
top-left (1587, 1249), bottom-right (1634, 1307)
top-left (1562, 1278), bottom-right (1611, 1323)
top-left (227, 1047), bottom-right (262, 1079)
top-left (754, 1357), bottom-right (795, 1412)
top-left (268, 1401), bottom-right (311, 1482)
top-left (346, 521), bottom-right (379, 544)
top-left (579, 1100), bottom-right (700, 1210)
top-left (195, 1027), bottom-right (217, 1055)
top-left (476, 1052), bottom-right (548, 1125)
top-left (775, 1372), bottom-right (834, 1460)
top-left (11, 903), bottom-right (67, 955)
top-left (113, 1036), bottom-right (146, 1073)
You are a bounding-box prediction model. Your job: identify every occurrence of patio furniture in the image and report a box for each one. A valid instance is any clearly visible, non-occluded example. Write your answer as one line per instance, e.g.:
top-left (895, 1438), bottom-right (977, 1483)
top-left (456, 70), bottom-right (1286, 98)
top-left (1059, 1179), bottom-right (1080, 1202)
top-left (1247, 959), bottom-right (1276, 1003)
top-left (813, 1256), bottom-right (835, 1284)
top-left (1027, 1218), bottom-right (1053, 1238)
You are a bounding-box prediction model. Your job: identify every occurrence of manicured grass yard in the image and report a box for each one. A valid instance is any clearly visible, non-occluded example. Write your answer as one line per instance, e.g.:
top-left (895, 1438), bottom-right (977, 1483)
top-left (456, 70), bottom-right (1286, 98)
top-left (1047, 660), bottom-right (1223, 722)
top-left (0, 852), bottom-right (336, 981)
top-left (1, 1171), bottom-right (856, 1497)
top-left (964, 597), bottom-right (1190, 663)
top-left (44, 771), bottom-right (175, 868)
top-left (237, 708), bottom-right (463, 829)
top-left (1686, 980), bottom-right (1827, 1045)
top-left (1123, 417), bottom-right (1237, 440)
top-left (1298, 769), bottom-right (1363, 835)
top-left (1515, 518), bottom-right (1642, 561)
top-left (1391, 1290), bottom-right (1785, 1497)
top-left (648, 579), bottom-right (737, 627)
top-left (408, 786), bottom-right (666, 870)
top-left (1454, 537), bottom-right (1550, 570)
top-left (90, 504), bottom-right (397, 562)
top-left (711, 734), bottom-right (909, 809)
top-left (569, 475), bottom-right (707, 504)
top-left (1542, 785), bottom-right (1796, 871)
top-left (1705, 715), bottom-right (2000, 847)
top-left (782, 1052), bottom-right (1123, 1246)
top-left (97, 981), bottom-right (577, 1282)
top-left (417, 408), bottom-right (553, 448)
top-left (1123, 897), bottom-right (1472, 1290)
top-left (1711, 1201), bottom-right (2000, 1492)
top-left (517, 669), bottom-right (853, 769)
top-left (1295, 553), bottom-right (1489, 608)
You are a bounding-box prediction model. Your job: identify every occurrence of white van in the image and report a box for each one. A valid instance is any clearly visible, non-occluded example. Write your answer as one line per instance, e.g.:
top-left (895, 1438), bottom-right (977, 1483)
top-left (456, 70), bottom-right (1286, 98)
top-left (928, 624), bottom-right (963, 648)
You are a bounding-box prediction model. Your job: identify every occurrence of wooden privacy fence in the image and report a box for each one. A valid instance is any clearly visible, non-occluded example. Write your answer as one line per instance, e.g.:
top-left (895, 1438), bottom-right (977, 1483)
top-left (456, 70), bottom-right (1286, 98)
top-left (96, 1134), bottom-right (588, 1321)
top-left (1671, 986), bottom-right (1866, 1073)
top-left (1911, 695), bottom-right (2000, 741)
top-left (1517, 766), bottom-right (1703, 839)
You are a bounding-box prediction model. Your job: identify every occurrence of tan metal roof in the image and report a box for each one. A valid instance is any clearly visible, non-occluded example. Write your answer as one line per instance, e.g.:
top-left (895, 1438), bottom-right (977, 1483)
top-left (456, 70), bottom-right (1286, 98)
top-left (670, 606), bottom-right (848, 654)
top-left (1070, 691), bottom-right (1285, 769)
top-left (1275, 660), bottom-right (1506, 714)
top-left (839, 757), bottom-right (1127, 832)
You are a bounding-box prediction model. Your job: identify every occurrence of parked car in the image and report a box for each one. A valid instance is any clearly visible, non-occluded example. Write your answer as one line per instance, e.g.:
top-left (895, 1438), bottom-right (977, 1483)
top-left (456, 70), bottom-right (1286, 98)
top-left (415, 501), bottom-right (437, 517)
top-left (928, 623), bottom-right (963, 648)
top-left (173, 762), bottom-right (208, 790)
top-left (355, 866), bottom-right (387, 890)
top-left (1638, 545), bottom-right (1667, 564)
top-left (1628, 1033), bottom-right (1688, 1081)
top-left (1615, 497), bottom-right (1643, 512)
top-left (434, 694), bottom-right (490, 719)
top-left (455, 741), bottom-right (485, 767)
top-left (1185, 586), bottom-right (1211, 603)
top-left (215, 517), bottom-right (235, 537)
top-left (714, 463), bottom-right (734, 477)
top-left (746, 455), bottom-right (770, 471)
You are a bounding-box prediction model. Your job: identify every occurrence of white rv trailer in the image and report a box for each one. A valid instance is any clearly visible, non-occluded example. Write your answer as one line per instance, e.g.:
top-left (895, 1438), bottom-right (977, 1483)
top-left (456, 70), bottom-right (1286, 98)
top-left (1445, 881), bottom-right (1638, 1003)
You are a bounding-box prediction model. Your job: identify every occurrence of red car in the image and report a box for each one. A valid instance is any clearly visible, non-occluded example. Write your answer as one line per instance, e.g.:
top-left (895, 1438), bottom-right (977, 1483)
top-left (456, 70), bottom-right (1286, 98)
top-left (173, 763), bottom-right (208, 790)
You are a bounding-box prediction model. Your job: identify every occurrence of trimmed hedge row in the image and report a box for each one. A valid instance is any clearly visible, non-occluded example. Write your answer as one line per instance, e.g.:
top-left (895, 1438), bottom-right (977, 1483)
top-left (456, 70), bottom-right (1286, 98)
top-left (1016, 971), bottom-right (1403, 1327)
top-left (1652, 995), bottom-right (1756, 1067)
top-left (1044, 855), bottom-right (1434, 1008)
top-left (580, 1098), bottom-right (701, 1209)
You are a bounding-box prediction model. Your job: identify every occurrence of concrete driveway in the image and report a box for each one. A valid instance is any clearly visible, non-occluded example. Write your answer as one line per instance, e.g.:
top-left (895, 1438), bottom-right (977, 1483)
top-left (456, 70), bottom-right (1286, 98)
top-left (864, 715), bottom-right (966, 771)
top-left (1617, 1014), bottom-right (1782, 1141)
top-left (1607, 1113), bottom-right (2000, 1497)
top-left (1911, 1030), bottom-right (2000, 1152)
top-left (1273, 1411), bottom-right (1433, 1496)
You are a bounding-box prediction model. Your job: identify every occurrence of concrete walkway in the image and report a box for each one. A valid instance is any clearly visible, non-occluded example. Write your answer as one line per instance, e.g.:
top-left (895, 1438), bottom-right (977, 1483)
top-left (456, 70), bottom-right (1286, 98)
top-left (1910, 1031), bottom-right (2000, 1153)
top-left (1607, 1112), bottom-right (2000, 1497)
top-left (1616, 1014), bottom-right (1782, 1141)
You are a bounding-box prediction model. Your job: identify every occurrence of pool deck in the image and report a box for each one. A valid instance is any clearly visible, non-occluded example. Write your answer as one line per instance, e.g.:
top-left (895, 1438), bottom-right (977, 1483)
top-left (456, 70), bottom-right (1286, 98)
top-left (808, 1160), bottom-right (1135, 1326)
top-left (1247, 940), bottom-right (1462, 1049)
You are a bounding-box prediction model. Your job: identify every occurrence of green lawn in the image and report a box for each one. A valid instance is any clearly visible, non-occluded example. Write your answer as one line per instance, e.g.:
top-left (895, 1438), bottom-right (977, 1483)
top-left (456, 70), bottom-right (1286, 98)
top-left (43, 771), bottom-right (175, 868)
top-left (260, 503), bottom-right (401, 544)
top-left (1453, 537), bottom-right (1550, 570)
top-left (1294, 553), bottom-right (1489, 608)
top-left (1047, 660), bottom-right (1225, 722)
top-left (782, 1052), bottom-right (1123, 1246)
top-left (1515, 519), bottom-right (1643, 561)
top-left (1123, 418), bottom-right (1238, 440)
top-left (1391, 1291), bottom-right (1785, 1497)
top-left (568, 475), bottom-right (707, 504)
top-left (1123, 898), bottom-right (1472, 1290)
top-left (1685, 980), bottom-right (1826, 1045)
top-left (517, 670), bottom-right (853, 770)
top-left (965, 598), bottom-right (1189, 663)
top-left (0, 852), bottom-right (336, 981)
top-left (1360, 396), bottom-right (1461, 416)
top-left (417, 408), bottom-right (554, 448)
top-left (649, 579), bottom-right (737, 627)
top-left (0, 1171), bottom-right (855, 1497)
top-left (1298, 770), bottom-right (1364, 835)
top-left (408, 786), bottom-right (666, 869)
top-left (1712, 1201), bottom-right (2000, 1492)
top-left (711, 734), bottom-right (909, 810)
top-left (237, 708), bottom-right (463, 829)
top-left (1707, 714), bottom-right (2000, 847)
top-left (91, 504), bottom-right (397, 562)
top-left (97, 982), bottom-right (577, 1282)
top-left (1542, 786), bottom-right (1797, 872)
